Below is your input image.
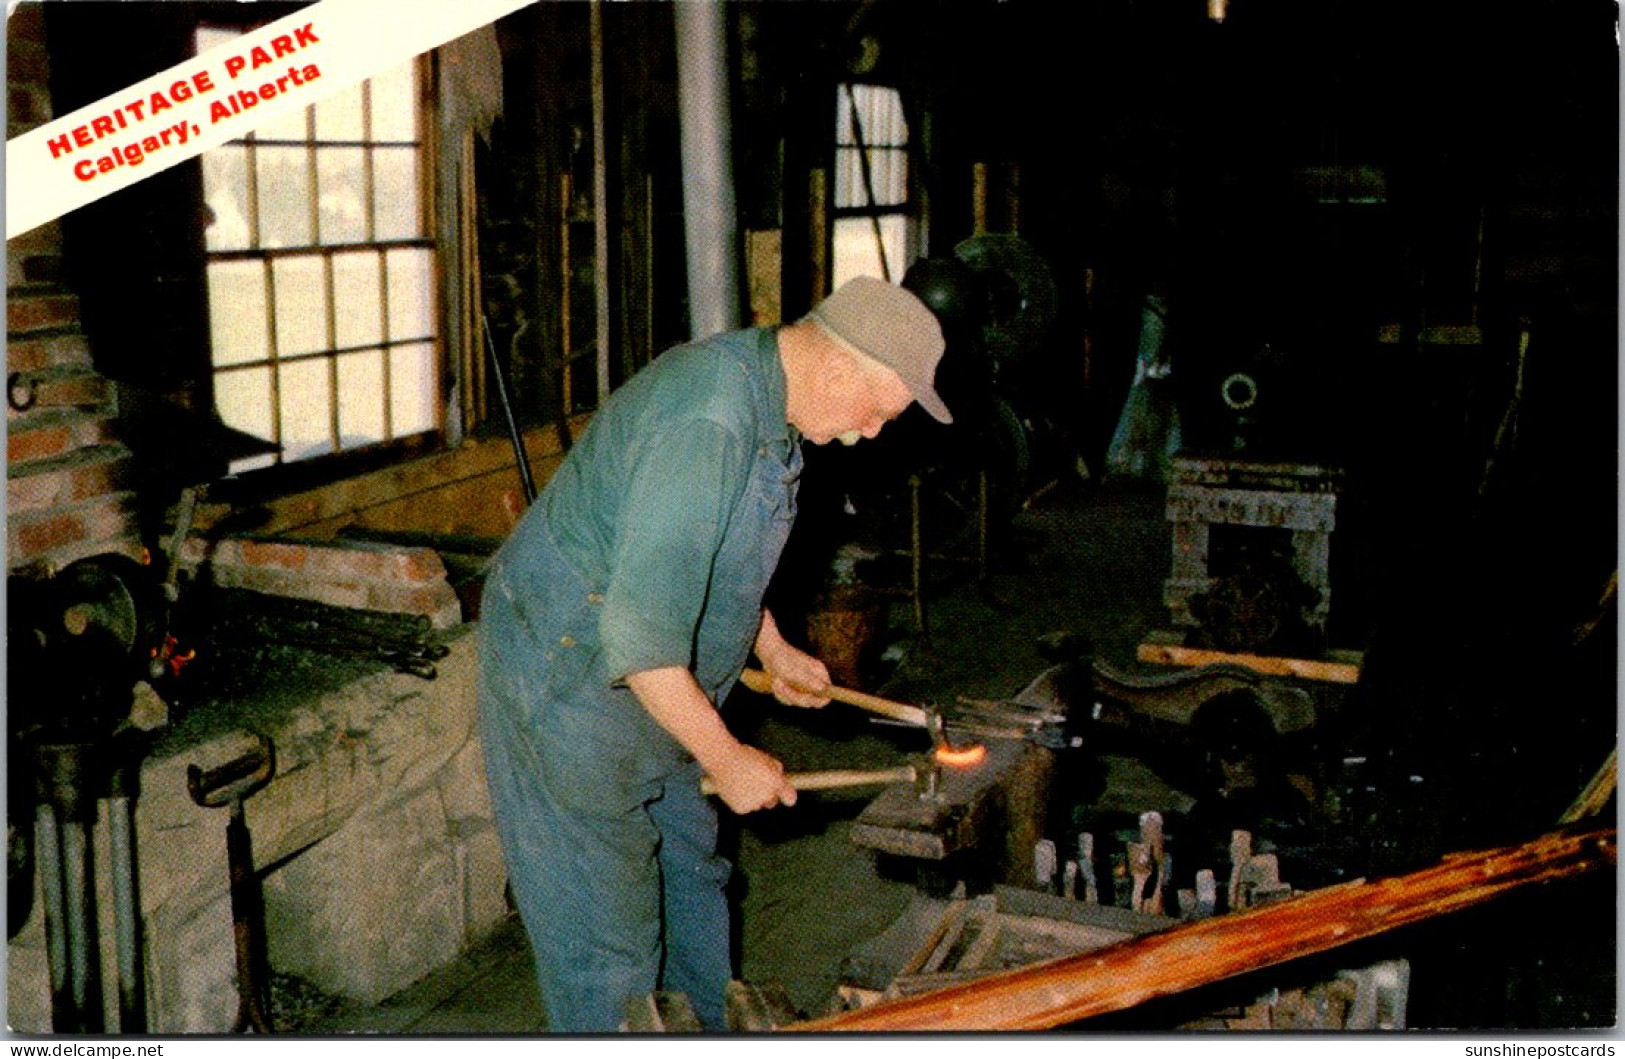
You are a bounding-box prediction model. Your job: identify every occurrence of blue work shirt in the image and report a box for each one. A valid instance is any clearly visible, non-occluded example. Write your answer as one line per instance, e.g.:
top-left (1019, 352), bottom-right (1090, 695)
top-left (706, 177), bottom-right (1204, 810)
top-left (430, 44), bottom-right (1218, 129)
top-left (480, 327), bottom-right (802, 807)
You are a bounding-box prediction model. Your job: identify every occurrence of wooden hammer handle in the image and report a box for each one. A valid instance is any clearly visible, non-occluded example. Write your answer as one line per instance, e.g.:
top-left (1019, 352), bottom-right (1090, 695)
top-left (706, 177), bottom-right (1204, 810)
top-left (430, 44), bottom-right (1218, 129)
top-left (701, 765), bottom-right (917, 797)
top-left (740, 667), bottom-right (930, 728)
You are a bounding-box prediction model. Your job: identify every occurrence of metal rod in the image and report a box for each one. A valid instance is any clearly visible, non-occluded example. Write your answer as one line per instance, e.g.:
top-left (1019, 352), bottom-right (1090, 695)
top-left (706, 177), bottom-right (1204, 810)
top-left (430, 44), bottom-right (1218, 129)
top-left (34, 804), bottom-right (70, 1022)
top-left (481, 311), bottom-right (537, 505)
top-left (107, 794), bottom-right (146, 1032)
top-left (589, 0), bottom-right (612, 399)
top-left (60, 820), bottom-right (97, 1032)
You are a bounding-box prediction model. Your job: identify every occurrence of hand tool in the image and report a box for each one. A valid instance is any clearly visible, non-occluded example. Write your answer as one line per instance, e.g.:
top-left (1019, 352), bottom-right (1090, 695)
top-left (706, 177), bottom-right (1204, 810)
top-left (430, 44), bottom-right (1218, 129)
top-left (1033, 839), bottom-right (1057, 893)
top-left (739, 668), bottom-right (988, 765)
top-left (700, 764), bottom-right (918, 798)
top-left (1078, 832), bottom-right (1098, 904)
top-left (188, 735), bottom-right (276, 1034)
top-left (1139, 812), bottom-right (1166, 916)
top-left (1228, 829), bottom-right (1252, 912)
top-left (1195, 868), bottom-right (1218, 919)
top-left (1127, 842), bottom-right (1152, 913)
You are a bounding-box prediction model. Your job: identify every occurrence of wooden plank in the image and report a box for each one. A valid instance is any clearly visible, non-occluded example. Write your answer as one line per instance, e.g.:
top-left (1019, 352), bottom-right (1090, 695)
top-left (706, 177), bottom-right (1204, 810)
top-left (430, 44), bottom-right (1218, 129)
top-left (789, 825), bottom-right (1616, 1032)
top-left (1137, 636), bottom-right (1362, 685)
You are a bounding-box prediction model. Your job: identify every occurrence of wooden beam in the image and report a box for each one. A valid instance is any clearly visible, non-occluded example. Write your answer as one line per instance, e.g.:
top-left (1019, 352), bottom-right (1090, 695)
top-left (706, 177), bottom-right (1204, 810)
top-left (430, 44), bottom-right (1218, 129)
top-left (790, 825), bottom-right (1616, 1032)
top-left (1137, 637), bottom-right (1363, 684)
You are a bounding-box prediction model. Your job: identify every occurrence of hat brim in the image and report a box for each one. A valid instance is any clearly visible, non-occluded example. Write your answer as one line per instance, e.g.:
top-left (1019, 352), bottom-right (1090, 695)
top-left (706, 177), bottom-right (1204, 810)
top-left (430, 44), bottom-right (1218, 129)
top-left (910, 382), bottom-right (953, 425)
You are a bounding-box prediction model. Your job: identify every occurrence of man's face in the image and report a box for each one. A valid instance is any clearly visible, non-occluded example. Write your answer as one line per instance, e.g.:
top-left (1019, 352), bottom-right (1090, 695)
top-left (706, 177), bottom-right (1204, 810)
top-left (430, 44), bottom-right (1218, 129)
top-left (805, 361), bottom-right (914, 446)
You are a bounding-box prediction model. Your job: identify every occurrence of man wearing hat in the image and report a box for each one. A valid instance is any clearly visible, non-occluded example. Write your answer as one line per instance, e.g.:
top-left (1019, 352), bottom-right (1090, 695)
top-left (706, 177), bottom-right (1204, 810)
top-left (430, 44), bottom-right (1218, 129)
top-left (477, 276), bottom-right (951, 1032)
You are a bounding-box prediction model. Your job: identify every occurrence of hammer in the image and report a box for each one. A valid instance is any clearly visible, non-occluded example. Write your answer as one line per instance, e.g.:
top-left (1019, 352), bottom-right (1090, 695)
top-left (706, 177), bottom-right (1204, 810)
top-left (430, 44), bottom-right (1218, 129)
top-left (700, 764), bottom-right (919, 798)
top-left (738, 668), bottom-right (987, 764)
top-left (701, 754), bottom-right (947, 801)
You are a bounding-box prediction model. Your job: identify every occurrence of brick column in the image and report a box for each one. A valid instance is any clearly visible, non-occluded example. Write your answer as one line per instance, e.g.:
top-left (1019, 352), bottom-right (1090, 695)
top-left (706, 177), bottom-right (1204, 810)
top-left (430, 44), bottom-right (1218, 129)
top-left (6, 2), bottom-right (142, 574)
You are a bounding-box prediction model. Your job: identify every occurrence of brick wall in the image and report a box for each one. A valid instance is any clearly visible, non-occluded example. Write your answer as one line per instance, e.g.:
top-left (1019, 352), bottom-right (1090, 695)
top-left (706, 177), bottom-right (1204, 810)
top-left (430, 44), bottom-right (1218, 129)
top-left (6, 2), bottom-right (143, 574)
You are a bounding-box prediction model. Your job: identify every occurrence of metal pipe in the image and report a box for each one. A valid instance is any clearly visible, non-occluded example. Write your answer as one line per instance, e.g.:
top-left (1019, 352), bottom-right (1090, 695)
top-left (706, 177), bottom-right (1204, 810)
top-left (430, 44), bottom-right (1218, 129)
top-left (33, 804), bottom-right (69, 1020)
top-left (60, 820), bottom-right (97, 1032)
top-left (673, 0), bottom-right (741, 339)
top-left (107, 794), bottom-right (146, 1032)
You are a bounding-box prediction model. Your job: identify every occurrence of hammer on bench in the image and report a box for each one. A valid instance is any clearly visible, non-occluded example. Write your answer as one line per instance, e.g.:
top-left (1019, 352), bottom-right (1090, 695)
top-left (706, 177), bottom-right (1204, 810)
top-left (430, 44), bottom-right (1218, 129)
top-left (188, 734), bottom-right (276, 1034)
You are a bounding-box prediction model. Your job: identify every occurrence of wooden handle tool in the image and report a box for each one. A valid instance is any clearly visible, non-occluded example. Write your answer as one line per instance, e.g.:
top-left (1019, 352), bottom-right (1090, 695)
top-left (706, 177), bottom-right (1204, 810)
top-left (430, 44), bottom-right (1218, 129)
top-left (739, 667), bottom-right (930, 728)
top-left (700, 764), bottom-right (917, 797)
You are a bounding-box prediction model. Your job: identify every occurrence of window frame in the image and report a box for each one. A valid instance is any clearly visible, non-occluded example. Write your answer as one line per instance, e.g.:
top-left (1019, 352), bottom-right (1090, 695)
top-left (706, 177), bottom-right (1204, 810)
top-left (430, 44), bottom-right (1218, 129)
top-left (831, 81), bottom-right (918, 287)
top-left (193, 18), bottom-right (446, 492)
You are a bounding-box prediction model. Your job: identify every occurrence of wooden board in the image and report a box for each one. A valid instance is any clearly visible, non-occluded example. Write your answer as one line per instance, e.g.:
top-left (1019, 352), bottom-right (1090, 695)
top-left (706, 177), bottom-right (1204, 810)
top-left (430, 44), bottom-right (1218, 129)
top-left (1138, 632), bottom-right (1363, 685)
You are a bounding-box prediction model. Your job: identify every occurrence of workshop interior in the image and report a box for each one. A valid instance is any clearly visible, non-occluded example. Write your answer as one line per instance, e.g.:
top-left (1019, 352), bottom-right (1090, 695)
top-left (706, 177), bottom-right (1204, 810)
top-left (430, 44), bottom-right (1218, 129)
top-left (5, 0), bottom-right (1616, 1035)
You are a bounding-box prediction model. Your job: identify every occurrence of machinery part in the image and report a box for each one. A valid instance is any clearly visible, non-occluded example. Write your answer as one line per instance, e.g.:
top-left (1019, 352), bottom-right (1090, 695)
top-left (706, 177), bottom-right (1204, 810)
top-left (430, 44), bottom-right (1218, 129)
top-left (52, 553), bottom-right (167, 704)
top-left (952, 234), bottom-right (1057, 366)
top-left (188, 736), bottom-right (276, 1034)
top-left (1220, 371), bottom-right (1259, 411)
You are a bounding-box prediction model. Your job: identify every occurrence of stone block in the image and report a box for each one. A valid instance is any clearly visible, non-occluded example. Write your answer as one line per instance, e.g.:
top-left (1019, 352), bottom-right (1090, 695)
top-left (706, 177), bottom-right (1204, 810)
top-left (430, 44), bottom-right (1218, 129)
top-left (263, 786), bottom-right (466, 1004)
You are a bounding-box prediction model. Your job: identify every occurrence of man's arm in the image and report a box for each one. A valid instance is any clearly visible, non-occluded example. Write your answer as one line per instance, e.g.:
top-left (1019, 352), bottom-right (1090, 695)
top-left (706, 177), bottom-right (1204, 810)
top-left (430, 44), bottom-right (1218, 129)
top-left (626, 666), bottom-right (797, 813)
top-left (754, 609), bottom-right (833, 708)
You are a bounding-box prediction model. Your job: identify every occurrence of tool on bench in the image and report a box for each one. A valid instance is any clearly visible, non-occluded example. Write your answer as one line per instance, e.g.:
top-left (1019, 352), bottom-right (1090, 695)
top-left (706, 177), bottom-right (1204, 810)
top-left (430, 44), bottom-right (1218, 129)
top-left (188, 735), bottom-right (276, 1034)
top-left (738, 668), bottom-right (988, 765)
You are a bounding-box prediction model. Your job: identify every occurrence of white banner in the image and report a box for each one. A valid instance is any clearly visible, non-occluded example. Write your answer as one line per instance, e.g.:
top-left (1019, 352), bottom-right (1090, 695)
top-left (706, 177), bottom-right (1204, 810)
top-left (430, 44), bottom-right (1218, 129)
top-left (5, 0), bottom-right (535, 240)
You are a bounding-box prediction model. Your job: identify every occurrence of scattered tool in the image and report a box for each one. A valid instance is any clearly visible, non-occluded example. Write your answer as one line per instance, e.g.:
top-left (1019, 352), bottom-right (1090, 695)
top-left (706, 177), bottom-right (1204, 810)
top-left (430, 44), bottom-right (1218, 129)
top-left (1139, 812), bottom-right (1166, 916)
top-left (188, 735), bottom-right (276, 1034)
top-left (739, 668), bottom-right (989, 766)
top-left (1228, 829), bottom-right (1252, 912)
top-left (1034, 839), bottom-right (1057, 893)
top-left (1078, 832), bottom-right (1098, 904)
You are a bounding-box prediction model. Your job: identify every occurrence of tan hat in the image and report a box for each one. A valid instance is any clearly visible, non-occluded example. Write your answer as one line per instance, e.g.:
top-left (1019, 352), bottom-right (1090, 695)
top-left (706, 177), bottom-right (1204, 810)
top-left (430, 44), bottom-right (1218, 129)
top-left (807, 276), bottom-right (952, 424)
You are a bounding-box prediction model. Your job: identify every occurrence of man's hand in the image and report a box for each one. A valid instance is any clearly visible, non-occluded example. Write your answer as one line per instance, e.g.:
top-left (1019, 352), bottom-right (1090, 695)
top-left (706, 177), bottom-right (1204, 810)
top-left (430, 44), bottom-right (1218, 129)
top-left (705, 743), bottom-right (797, 813)
top-left (754, 610), bottom-right (833, 709)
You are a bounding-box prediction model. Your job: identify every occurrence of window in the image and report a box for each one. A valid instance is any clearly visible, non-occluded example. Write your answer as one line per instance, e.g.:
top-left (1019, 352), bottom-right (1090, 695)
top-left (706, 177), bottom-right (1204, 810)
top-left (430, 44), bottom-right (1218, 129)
top-left (196, 26), bottom-right (438, 475)
top-left (832, 83), bottom-right (914, 286)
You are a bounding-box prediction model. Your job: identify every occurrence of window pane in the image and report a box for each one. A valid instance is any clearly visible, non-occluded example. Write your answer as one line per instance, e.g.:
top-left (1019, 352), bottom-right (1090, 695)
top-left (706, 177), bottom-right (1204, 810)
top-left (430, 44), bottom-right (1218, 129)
top-left (315, 81), bottom-right (365, 142)
top-left (255, 146), bottom-right (313, 248)
top-left (337, 350), bottom-right (386, 448)
top-left (332, 250), bottom-right (383, 348)
top-left (833, 215), bottom-right (908, 288)
top-left (196, 26), bottom-right (237, 56)
top-left (271, 256), bottom-right (329, 357)
top-left (385, 247), bottom-right (433, 340)
top-left (373, 147), bottom-right (421, 241)
top-left (216, 365), bottom-right (273, 449)
top-left (201, 145), bottom-right (252, 251)
top-left (316, 147), bottom-right (368, 245)
top-left (206, 260), bottom-right (268, 367)
top-left (278, 358), bottom-right (333, 460)
top-left (389, 342), bottom-right (436, 437)
top-left (370, 62), bottom-right (418, 142)
top-left (252, 100), bottom-right (309, 143)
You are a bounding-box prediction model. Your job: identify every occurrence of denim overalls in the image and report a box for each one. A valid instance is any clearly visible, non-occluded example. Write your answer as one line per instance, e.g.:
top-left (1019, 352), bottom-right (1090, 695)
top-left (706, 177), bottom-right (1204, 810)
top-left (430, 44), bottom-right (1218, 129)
top-left (477, 329), bottom-right (800, 1032)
